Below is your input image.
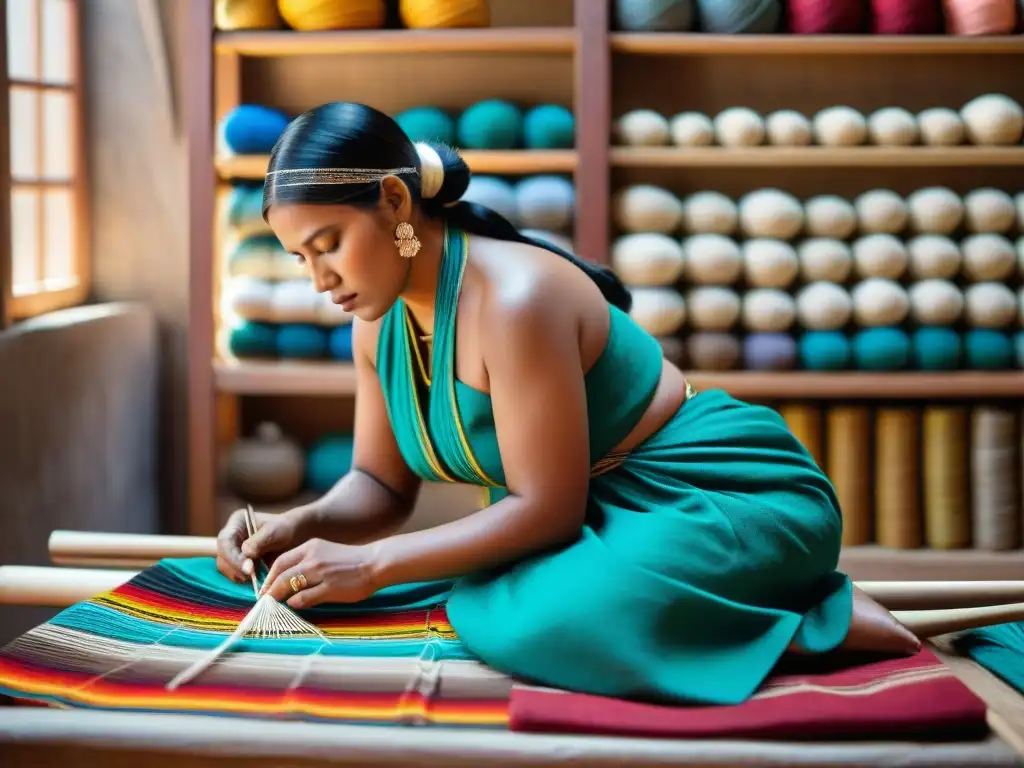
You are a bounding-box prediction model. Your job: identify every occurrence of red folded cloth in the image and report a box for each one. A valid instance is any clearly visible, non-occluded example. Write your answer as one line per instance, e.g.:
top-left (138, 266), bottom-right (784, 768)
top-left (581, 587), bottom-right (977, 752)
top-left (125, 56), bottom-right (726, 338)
top-left (509, 648), bottom-right (988, 740)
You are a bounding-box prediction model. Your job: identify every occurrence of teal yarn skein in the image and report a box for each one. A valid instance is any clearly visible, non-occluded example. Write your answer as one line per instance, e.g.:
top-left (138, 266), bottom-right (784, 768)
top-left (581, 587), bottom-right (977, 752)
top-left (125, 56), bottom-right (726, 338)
top-left (1015, 331), bottom-right (1024, 368)
top-left (329, 324), bottom-right (354, 361)
top-left (225, 185), bottom-right (264, 228)
top-left (852, 327), bottom-right (911, 371)
top-left (395, 106), bottom-right (456, 145)
top-left (911, 328), bottom-right (962, 371)
top-left (696, 0), bottom-right (782, 32)
top-left (219, 105), bottom-right (291, 155)
top-left (228, 322), bottom-right (277, 358)
top-left (523, 104), bottom-right (575, 149)
top-left (799, 331), bottom-right (851, 370)
top-left (964, 329), bottom-right (1014, 370)
top-left (276, 325), bottom-right (329, 359)
top-left (614, 0), bottom-right (695, 29)
top-left (457, 99), bottom-right (524, 150)
top-left (306, 434), bottom-right (355, 493)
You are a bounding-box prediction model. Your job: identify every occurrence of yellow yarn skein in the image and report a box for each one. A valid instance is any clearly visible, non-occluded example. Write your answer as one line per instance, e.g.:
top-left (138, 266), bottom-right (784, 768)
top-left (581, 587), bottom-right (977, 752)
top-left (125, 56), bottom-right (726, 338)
top-left (278, 0), bottom-right (387, 30)
top-left (216, 0), bottom-right (282, 30)
top-left (400, 0), bottom-right (490, 28)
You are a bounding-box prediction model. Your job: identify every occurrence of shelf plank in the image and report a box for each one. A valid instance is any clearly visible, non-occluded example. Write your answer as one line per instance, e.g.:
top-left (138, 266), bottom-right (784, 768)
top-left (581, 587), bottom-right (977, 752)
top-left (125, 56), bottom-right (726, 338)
top-left (215, 360), bottom-right (357, 396)
top-left (611, 33), bottom-right (1024, 56)
top-left (611, 146), bottom-right (1024, 168)
top-left (216, 150), bottom-right (578, 181)
top-left (685, 372), bottom-right (1024, 400)
top-left (840, 546), bottom-right (1024, 581)
top-left (215, 28), bottom-right (578, 56)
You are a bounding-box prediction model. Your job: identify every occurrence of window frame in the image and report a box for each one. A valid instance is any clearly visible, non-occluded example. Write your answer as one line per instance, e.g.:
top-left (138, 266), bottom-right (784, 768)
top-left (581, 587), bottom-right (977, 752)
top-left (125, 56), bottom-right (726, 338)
top-left (2, 0), bottom-right (89, 325)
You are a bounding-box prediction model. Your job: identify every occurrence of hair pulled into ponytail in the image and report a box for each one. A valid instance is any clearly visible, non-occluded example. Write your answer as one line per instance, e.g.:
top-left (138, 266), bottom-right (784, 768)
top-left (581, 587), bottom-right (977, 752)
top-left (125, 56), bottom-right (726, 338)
top-left (262, 101), bottom-right (632, 312)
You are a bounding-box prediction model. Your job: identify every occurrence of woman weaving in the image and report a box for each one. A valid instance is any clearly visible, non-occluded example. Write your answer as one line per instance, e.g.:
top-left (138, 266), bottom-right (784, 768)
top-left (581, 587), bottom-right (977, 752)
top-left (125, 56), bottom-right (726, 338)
top-left (216, 101), bottom-right (919, 707)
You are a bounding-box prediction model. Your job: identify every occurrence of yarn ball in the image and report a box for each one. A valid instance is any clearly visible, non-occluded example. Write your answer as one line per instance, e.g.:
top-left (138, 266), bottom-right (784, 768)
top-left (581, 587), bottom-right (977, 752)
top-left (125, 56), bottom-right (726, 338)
top-left (964, 282), bottom-right (1018, 327)
top-left (613, 185), bottom-right (683, 233)
top-left (457, 99), bottom-right (524, 150)
top-left (743, 238), bottom-right (800, 288)
top-left (278, 0), bottom-right (386, 30)
top-left (685, 332), bottom-right (741, 371)
top-left (964, 329), bottom-right (1015, 369)
top-left (852, 327), bottom-right (911, 371)
top-left (813, 107), bottom-right (867, 146)
top-left (738, 188), bottom-right (803, 240)
top-left (463, 176), bottom-right (518, 224)
top-left (216, 0), bottom-right (282, 29)
top-left (615, 109), bottom-right (671, 146)
top-left (226, 422), bottom-right (305, 504)
top-left (852, 234), bottom-right (908, 279)
top-left (277, 324), bottom-right (329, 359)
top-left (395, 106), bottom-right (456, 144)
top-left (907, 235), bottom-right (961, 279)
top-left (742, 288), bottom-right (796, 332)
top-left (682, 191), bottom-right (739, 235)
top-left (613, 0), bottom-right (695, 29)
top-left (222, 277), bottom-right (274, 322)
top-left (523, 104), bottom-right (575, 150)
top-left (713, 107), bottom-right (765, 147)
top-left (743, 333), bottom-right (797, 370)
top-left (658, 336), bottom-right (686, 366)
top-left (1016, 331), bottom-right (1024, 368)
top-left (219, 105), bottom-right (291, 155)
top-left (871, 0), bottom-right (942, 32)
top-left (798, 238), bottom-right (853, 282)
top-left (804, 195), bottom-right (857, 239)
top-left (851, 278), bottom-right (910, 327)
top-left (612, 233), bottom-right (685, 286)
top-left (960, 94), bottom-right (1024, 145)
top-left (911, 327), bottom-right (962, 370)
top-left (329, 324), bottom-right (354, 361)
top-left (788, 0), bottom-right (863, 32)
top-left (796, 282), bottom-right (853, 330)
top-left (271, 279), bottom-right (320, 324)
top-left (682, 234), bottom-right (743, 285)
top-left (867, 107), bottom-right (919, 146)
top-left (854, 190), bottom-right (908, 235)
top-left (629, 287), bottom-right (687, 335)
top-left (765, 110), bottom-right (813, 146)
top-left (696, 0), bottom-right (782, 32)
top-left (961, 233), bottom-right (1016, 281)
top-left (943, 0), bottom-right (1016, 35)
top-left (225, 185), bottom-right (271, 238)
top-left (515, 176), bottom-right (575, 231)
top-left (669, 112), bottom-right (715, 146)
top-left (799, 331), bottom-right (851, 370)
top-left (906, 187), bottom-right (963, 235)
top-left (305, 434), bottom-right (355, 494)
top-left (1016, 193), bottom-right (1024, 232)
top-left (228, 321), bottom-right (277, 358)
top-left (908, 279), bottom-right (964, 326)
top-left (686, 287), bottom-right (742, 331)
top-left (226, 234), bottom-right (281, 279)
top-left (917, 108), bottom-right (966, 146)
top-left (963, 188), bottom-right (1016, 233)
top-left (399, 0), bottom-right (489, 28)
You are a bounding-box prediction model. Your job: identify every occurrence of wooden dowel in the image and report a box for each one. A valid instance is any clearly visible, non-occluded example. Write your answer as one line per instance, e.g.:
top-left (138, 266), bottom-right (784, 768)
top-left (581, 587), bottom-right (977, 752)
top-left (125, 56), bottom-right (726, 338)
top-left (48, 530), bottom-right (217, 565)
top-left (858, 580), bottom-right (1024, 609)
top-left (0, 566), bottom-right (137, 606)
top-left (893, 602), bottom-right (1024, 638)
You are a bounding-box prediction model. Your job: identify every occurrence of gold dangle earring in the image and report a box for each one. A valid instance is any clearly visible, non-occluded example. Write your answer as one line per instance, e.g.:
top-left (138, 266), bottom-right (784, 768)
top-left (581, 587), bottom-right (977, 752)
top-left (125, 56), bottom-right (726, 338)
top-left (395, 222), bottom-right (421, 259)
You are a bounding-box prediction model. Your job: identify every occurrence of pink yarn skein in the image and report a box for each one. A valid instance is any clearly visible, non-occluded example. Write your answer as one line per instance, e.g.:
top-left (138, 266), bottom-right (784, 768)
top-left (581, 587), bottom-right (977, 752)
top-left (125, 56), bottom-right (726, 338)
top-left (871, 0), bottom-right (942, 32)
top-left (787, 0), bottom-right (863, 32)
top-left (943, 0), bottom-right (1016, 34)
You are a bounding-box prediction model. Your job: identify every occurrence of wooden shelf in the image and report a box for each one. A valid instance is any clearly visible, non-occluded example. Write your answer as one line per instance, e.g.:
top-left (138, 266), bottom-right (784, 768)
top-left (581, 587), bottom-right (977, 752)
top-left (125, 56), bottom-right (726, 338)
top-left (215, 28), bottom-right (578, 57)
top-left (611, 33), bottom-right (1024, 56)
top-left (840, 546), bottom-right (1024, 581)
top-left (215, 360), bottom-right (357, 396)
top-left (685, 372), bottom-right (1024, 400)
top-left (216, 150), bottom-right (578, 181)
top-left (611, 146), bottom-right (1024, 168)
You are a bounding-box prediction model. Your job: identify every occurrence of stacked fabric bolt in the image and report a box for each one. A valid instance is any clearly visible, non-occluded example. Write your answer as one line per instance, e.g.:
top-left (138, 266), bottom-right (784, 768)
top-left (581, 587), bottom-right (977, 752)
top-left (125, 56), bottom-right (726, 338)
top-left (610, 183), bottom-right (1024, 372)
top-left (215, 0), bottom-right (490, 31)
top-left (612, 94), bottom-right (1024, 149)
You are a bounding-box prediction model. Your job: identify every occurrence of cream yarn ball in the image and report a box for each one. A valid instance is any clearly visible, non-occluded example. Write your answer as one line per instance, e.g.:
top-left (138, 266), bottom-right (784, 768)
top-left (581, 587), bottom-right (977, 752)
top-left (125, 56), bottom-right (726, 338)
top-left (963, 283), bottom-right (1018, 328)
top-left (852, 234), bottom-right (909, 279)
top-left (222, 277), bottom-right (274, 322)
top-left (271, 279), bottom-right (320, 324)
top-left (917, 107), bottom-right (965, 146)
top-left (682, 234), bottom-right (743, 285)
top-left (669, 111), bottom-right (715, 146)
top-left (851, 278), bottom-right (910, 327)
top-left (906, 187), bottom-right (963, 235)
top-left (812, 106), bottom-right (868, 146)
top-left (611, 233), bottom-right (685, 286)
top-left (867, 107), bottom-right (919, 146)
top-left (908, 279), bottom-right (964, 326)
top-left (765, 110), bottom-right (812, 146)
top-left (629, 287), bottom-right (687, 335)
top-left (681, 191), bottom-right (739, 235)
top-left (743, 238), bottom-right (800, 288)
top-left (907, 235), bottom-right (962, 279)
top-left (1016, 193), bottom-right (1024, 234)
top-left (798, 238), bottom-right (853, 283)
top-left (960, 94), bottom-right (1024, 146)
top-left (614, 109), bottom-right (670, 146)
top-left (961, 233), bottom-right (1017, 281)
top-left (963, 188), bottom-right (1016, 234)
top-left (854, 189), bottom-right (908, 235)
top-left (685, 287), bottom-right (742, 331)
top-left (738, 189), bottom-right (804, 240)
top-left (742, 288), bottom-right (797, 332)
top-left (713, 107), bottom-right (765, 147)
top-left (613, 185), bottom-right (683, 234)
top-left (804, 195), bottom-right (857, 239)
top-left (795, 282), bottom-right (853, 330)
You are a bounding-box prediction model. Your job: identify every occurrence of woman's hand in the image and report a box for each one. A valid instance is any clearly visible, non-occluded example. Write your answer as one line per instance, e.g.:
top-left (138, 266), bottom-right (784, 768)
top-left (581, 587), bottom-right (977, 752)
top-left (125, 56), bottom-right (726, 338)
top-left (215, 506), bottom-right (318, 583)
top-left (258, 538), bottom-right (378, 608)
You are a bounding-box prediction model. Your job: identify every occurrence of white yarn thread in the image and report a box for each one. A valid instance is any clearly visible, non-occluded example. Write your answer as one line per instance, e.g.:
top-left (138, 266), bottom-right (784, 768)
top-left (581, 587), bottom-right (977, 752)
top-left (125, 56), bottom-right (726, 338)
top-left (414, 142), bottom-right (445, 200)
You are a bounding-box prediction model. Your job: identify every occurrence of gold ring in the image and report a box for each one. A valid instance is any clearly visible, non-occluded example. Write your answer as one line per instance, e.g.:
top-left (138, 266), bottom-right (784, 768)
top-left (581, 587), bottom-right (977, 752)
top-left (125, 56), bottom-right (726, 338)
top-left (289, 573), bottom-right (307, 593)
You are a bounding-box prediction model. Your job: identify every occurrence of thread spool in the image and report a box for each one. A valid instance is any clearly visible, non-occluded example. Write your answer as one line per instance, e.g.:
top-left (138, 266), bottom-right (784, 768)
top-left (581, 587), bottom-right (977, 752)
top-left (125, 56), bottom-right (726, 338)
top-left (780, 404), bottom-right (824, 468)
top-left (971, 407), bottom-right (1021, 550)
top-left (875, 408), bottom-right (922, 549)
top-left (922, 407), bottom-right (971, 549)
top-left (827, 406), bottom-right (872, 546)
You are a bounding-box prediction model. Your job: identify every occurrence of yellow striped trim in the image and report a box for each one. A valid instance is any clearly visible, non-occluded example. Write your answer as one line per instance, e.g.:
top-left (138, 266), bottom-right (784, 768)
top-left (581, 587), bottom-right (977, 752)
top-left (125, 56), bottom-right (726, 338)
top-left (402, 330), bottom-right (456, 483)
top-left (403, 306), bottom-right (432, 387)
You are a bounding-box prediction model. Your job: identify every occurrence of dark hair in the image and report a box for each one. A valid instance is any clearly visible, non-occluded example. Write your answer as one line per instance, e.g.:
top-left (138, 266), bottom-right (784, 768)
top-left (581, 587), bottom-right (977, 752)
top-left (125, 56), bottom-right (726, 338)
top-left (262, 102), bottom-right (631, 311)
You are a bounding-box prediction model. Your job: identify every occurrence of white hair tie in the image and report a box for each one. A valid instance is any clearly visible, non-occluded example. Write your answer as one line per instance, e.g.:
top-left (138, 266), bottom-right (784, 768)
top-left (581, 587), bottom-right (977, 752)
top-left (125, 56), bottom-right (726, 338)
top-left (414, 142), bottom-right (445, 200)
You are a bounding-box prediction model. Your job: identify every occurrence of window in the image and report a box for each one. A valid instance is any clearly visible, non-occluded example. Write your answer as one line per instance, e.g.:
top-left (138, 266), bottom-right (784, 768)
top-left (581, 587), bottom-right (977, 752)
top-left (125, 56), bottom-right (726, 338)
top-left (3, 0), bottom-right (87, 323)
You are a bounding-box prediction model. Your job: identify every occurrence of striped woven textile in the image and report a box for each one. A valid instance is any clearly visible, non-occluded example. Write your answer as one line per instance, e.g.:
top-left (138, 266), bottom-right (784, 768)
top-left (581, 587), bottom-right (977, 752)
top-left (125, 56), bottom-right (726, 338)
top-left (0, 558), bottom-right (511, 726)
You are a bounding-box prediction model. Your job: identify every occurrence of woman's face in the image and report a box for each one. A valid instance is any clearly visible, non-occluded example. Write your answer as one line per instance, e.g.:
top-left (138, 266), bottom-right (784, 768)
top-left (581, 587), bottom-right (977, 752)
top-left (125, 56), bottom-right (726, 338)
top-left (266, 185), bottom-right (411, 322)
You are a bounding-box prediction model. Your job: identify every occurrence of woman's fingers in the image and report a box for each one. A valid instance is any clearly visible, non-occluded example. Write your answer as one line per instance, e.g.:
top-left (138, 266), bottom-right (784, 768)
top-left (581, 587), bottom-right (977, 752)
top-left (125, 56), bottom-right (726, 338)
top-left (265, 561), bottom-right (320, 604)
top-left (215, 510), bottom-right (249, 579)
top-left (241, 515), bottom-right (291, 561)
top-left (287, 582), bottom-right (331, 610)
top-left (259, 543), bottom-right (310, 600)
